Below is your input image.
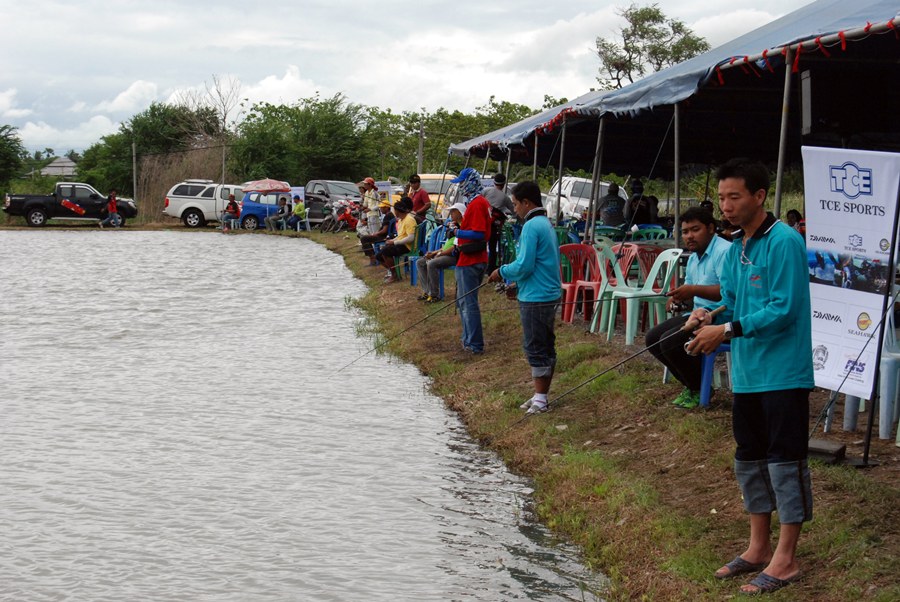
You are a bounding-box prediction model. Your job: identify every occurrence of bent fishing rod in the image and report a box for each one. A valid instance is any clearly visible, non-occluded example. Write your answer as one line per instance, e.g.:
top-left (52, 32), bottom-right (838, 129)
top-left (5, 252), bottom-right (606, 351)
top-left (340, 280), bottom-right (492, 370)
top-left (489, 306), bottom-right (726, 440)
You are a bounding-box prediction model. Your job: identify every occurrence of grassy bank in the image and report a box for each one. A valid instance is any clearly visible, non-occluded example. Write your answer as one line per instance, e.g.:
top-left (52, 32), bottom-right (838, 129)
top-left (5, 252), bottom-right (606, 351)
top-left (304, 230), bottom-right (899, 601)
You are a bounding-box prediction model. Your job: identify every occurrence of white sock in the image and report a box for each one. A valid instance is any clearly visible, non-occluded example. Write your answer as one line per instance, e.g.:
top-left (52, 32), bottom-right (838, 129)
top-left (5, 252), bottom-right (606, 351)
top-left (533, 393), bottom-right (548, 406)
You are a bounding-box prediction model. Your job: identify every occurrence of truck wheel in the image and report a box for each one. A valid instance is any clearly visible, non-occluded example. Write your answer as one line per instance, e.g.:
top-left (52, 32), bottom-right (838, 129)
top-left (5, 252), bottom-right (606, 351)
top-left (26, 208), bottom-right (49, 227)
top-left (242, 215), bottom-right (259, 230)
top-left (182, 209), bottom-right (205, 228)
top-left (116, 215), bottom-right (127, 228)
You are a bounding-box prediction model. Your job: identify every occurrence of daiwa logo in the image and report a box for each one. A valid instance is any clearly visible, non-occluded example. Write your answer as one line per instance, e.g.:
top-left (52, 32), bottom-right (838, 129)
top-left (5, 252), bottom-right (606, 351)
top-left (813, 310), bottom-right (842, 323)
top-left (830, 162), bottom-right (873, 199)
top-left (809, 235), bottom-right (836, 244)
top-left (844, 359), bottom-right (866, 374)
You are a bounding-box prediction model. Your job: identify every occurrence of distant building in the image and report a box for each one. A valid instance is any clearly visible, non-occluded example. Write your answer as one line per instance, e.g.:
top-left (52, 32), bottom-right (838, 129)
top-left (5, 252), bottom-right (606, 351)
top-left (38, 157), bottom-right (77, 178)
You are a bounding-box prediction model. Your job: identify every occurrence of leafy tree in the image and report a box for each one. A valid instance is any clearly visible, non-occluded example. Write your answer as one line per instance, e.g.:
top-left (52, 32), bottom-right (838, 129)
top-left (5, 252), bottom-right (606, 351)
top-left (230, 93), bottom-right (368, 185)
top-left (0, 125), bottom-right (25, 189)
top-left (595, 3), bottom-right (710, 89)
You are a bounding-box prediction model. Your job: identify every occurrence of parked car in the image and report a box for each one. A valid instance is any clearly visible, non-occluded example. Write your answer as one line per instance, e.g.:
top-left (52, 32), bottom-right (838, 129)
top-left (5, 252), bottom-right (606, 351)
top-left (303, 180), bottom-right (362, 225)
top-left (441, 177), bottom-right (514, 218)
top-left (547, 176), bottom-right (628, 221)
top-left (163, 179), bottom-right (244, 227)
top-left (418, 173), bottom-right (455, 215)
top-left (238, 190), bottom-right (294, 230)
top-left (3, 182), bottom-right (138, 227)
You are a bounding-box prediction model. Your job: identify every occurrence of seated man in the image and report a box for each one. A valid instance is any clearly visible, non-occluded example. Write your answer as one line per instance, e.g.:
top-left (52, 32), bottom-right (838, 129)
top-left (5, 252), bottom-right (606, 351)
top-left (646, 206), bottom-right (730, 409)
top-left (286, 194), bottom-right (307, 230)
top-left (264, 196), bottom-right (290, 231)
top-left (375, 196), bottom-right (416, 283)
top-left (416, 202), bottom-right (465, 303)
top-left (360, 199), bottom-right (395, 265)
top-left (223, 194), bottom-right (240, 231)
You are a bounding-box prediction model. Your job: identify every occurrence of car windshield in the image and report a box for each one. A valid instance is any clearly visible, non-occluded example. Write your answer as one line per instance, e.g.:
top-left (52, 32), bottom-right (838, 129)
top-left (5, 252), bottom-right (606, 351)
top-left (421, 179), bottom-right (452, 195)
top-left (570, 181), bottom-right (593, 199)
top-left (327, 181), bottom-right (360, 196)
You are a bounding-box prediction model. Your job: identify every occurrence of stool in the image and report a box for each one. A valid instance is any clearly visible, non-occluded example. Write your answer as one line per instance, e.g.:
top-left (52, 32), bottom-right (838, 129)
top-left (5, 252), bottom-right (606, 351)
top-left (699, 343), bottom-right (731, 408)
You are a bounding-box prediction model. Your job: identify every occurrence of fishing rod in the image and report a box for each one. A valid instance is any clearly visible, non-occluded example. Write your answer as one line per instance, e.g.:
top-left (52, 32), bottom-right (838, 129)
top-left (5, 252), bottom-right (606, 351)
top-left (340, 280), bottom-right (492, 370)
top-left (488, 306), bottom-right (726, 442)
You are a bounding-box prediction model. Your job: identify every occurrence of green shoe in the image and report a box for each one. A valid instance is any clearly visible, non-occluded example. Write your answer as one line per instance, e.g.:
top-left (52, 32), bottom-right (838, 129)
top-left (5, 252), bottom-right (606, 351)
top-left (671, 387), bottom-right (692, 406)
top-left (677, 390), bottom-right (701, 410)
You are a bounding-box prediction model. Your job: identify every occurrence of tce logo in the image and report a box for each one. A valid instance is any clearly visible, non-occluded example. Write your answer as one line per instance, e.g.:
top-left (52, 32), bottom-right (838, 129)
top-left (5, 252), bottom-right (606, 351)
top-left (844, 359), bottom-right (866, 373)
top-left (830, 162), bottom-right (873, 199)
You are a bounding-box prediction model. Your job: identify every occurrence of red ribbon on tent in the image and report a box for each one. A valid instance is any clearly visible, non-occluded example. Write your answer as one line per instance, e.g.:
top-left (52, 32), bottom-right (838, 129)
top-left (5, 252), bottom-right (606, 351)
top-left (887, 19), bottom-right (899, 39)
top-left (864, 21), bottom-right (873, 33)
top-left (761, 49), bottom-right (775, 73)
top-left (815, 36), bottom-right (831, 57)
top-left (714, 65), bottom-right (724, 85)
top-left (743, 56), bottom-right (762, 78)
top-left (792, 43), bottom-right (803, 73)
top-left (839, 31), bottom-right (847, 50)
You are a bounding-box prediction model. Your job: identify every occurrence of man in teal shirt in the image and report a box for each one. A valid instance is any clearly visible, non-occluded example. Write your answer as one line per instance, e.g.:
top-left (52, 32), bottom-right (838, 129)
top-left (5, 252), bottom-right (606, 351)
top-left (647, 206), bottom-right (729, 409)
top-left (688, 158), bottom-right (813, 595)
top-left (488, 181), bottom-right (561, 414)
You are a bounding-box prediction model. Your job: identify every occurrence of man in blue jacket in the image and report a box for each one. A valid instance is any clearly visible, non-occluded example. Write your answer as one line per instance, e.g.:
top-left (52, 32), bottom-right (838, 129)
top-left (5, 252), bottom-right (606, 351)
top-left (488, 181), bottom-right (561, 414)
top-left (687, 158), bottom-right (813, 595)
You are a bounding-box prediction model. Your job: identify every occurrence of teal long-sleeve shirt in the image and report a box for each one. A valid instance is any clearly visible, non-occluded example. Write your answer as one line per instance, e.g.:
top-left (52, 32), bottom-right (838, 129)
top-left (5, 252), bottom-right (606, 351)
top-left (711, 215), bottom-right (814, 393)
top-left (498, 211), bottom-right (561, 302)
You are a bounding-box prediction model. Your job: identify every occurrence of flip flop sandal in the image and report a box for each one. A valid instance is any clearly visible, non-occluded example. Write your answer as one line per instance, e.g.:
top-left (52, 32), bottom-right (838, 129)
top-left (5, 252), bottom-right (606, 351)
top-left (715, 556), bottom-right (767, 579)
top-left (740, 571), bottom-right (801, 595)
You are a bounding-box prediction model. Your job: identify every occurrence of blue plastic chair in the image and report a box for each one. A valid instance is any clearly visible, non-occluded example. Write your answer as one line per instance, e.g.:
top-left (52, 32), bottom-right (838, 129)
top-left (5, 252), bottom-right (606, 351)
top-left (409, 225), bottom-right (446, 287)
top-left (700, 343), bottom-right (732, 407)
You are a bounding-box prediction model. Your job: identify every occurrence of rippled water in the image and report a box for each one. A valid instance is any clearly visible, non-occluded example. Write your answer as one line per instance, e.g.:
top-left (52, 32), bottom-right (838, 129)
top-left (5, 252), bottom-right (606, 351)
top-left (0, 231), bottom-right (604, 601)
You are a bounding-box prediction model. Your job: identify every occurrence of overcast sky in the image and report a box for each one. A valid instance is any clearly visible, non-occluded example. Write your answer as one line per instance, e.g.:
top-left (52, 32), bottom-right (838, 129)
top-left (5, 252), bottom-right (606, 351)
top-left (1, 0), bottom-right (815, 152)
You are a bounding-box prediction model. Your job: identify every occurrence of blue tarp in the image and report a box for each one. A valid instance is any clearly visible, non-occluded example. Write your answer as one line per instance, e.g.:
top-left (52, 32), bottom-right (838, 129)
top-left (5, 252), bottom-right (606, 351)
top-left (449, 0), bottom-right (900, 171)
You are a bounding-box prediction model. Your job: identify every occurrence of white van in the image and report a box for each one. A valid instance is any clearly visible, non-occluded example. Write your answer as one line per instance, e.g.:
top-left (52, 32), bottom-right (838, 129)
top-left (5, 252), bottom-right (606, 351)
top-left (163, 179), bottom-right (244, 227)
top-left (546, 176), bottom-right (628, 221)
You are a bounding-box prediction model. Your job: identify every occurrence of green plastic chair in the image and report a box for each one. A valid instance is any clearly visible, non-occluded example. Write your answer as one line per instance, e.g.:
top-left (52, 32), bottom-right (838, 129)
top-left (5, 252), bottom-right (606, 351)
top-left (595, 225), bottom-right (626, 241)
top-left (586, 244), bottom-right (636, 335)
top-left (606, 248), bottom-right (683, 345)
top-left (631, 228), bottom-right (668, 241)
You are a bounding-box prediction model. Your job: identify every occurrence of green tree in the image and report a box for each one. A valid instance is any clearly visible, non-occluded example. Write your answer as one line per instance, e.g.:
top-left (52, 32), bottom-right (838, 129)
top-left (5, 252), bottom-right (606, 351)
top-left (0, 125), bottom-right (25, 189)
top-left (595, 3), bottom-right (710, 89)
top-left (230, 94), bottom-right (368, 184)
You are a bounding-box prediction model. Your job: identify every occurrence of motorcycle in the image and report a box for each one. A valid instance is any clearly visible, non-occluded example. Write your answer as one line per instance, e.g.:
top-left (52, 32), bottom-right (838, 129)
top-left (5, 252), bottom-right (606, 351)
top-left (333, 199), bottom-right (362, 233)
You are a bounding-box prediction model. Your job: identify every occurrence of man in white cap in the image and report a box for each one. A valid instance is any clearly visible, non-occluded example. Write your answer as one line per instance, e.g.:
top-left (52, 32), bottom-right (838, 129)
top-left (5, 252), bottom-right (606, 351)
top-left (415, 202), bottom-right (465, 303)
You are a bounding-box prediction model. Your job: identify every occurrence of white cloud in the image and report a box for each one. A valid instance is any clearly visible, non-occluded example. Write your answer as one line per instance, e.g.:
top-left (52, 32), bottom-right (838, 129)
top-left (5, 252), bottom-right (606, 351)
top-left (240, 66), bottom-right (323, 107)
top-left (0, 88), bottom-right (33, 118)
top-left (95, 81), bottom-right (159, 113)
top-left (67, 101), bottom-right (88, 113)
top-left (18, 116), bottom-right (119, 151)
top-left (694, 10), bottom-right (784, 49)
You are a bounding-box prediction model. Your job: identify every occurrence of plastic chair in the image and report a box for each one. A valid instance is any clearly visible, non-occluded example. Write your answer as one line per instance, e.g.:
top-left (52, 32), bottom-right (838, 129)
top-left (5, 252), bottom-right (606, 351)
top-left (400, 221), bottom-right (431, 282)
top-left (877, 312), bottom-right (900, 439)
top-left (700, 343), bottom-right (732, 407)
top-left (595, 225), bottom-right (626, 241)
top-left (558, 244), bottom-right (596, 323)
top-left (554, 226), bottom-right (572, 248)
top-left (607, 248), bottom-right (684, 344)
top-left (610, 243), bottom-right (640, 286)
top-left (632, 228), bottom-right (668, 241)
top-left (586, 244), bottom-right (635, 334)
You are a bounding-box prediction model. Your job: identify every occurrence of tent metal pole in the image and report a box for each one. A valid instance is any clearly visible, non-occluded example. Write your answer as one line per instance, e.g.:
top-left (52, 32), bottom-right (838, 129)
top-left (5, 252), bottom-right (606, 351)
top-left (774, 46), bottom-right (795, 219)
top-left (556, 116), bottom-right (567, 225)
top-left (674, 103), bottom-right (681, 248)
top-left (533, 135), bottom-right (538, 181)
top-left (504, 148), bottom-right (512, 192)
top-left (586, 117), bottom-right (605, 243)
top-left (482, 152), bottom-right (489, 174)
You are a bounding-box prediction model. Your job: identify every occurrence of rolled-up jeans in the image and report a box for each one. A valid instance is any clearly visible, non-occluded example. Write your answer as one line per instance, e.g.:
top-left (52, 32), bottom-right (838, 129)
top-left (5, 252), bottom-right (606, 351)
top-left (417, 254), bottom-right (456, 298)
top-left (519, 297), bottom-right (560, 378)
top-left (455, 263), bottom-right (486, 352)
top-left (732, 389), bottom-right (813, 524)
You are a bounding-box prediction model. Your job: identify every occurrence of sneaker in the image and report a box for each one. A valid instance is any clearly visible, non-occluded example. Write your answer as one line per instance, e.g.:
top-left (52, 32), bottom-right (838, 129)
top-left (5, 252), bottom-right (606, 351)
top-left (519, 398), bottom-right (534, 410)
top-left (526, 400), bottom-right (548, 414)
top-left (676, 390), bottom-right (701, 410)
top-left (671, 387), bottom-right (692, 406)
top-left (98, 222), bottom-right (104, 229)
top-left (417, 293), bottom-right (429, 301)
top-left (425, 296), bottom-right (442, 304)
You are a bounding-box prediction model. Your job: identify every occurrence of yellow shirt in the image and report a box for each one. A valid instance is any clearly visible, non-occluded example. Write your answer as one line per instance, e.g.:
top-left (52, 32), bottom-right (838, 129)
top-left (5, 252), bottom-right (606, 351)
top-left (394, 213), bottom-right (417, 246)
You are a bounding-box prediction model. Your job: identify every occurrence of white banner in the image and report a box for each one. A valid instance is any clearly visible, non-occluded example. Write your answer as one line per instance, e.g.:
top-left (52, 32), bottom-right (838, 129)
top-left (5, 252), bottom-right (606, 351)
top-left (802, 147), bottom-right (900, 400)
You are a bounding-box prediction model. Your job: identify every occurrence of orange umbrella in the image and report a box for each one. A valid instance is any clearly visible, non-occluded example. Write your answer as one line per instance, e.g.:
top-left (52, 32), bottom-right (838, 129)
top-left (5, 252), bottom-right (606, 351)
top-left (242, 178), bottom-right (291, 193)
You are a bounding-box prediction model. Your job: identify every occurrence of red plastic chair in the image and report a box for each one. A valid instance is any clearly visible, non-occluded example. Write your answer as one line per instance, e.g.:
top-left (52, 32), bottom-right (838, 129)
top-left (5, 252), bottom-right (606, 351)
top-left (558, 244), bottom-right (595, 323)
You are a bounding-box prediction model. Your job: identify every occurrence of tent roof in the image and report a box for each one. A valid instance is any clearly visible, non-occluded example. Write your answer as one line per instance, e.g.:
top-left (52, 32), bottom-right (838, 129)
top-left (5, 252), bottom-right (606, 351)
top-left (449, 0), bottom-right (900, 174)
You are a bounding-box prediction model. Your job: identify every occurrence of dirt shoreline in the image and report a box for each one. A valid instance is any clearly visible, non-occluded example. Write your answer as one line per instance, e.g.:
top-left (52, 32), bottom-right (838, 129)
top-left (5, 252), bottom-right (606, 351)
top-left (5, 223), bottom-right (899, 600)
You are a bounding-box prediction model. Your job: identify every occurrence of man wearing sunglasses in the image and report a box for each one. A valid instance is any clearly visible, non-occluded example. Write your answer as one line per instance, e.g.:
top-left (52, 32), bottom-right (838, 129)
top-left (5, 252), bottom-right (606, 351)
top-left (686, 158), bottom-right (813, 596)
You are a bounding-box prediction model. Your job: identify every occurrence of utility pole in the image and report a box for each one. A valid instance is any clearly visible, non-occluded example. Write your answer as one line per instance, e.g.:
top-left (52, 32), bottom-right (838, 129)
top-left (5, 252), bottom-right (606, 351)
top-left (132, 141), bottom-right (138, 202)
top-left (417, 119), bottom-right (424, 174)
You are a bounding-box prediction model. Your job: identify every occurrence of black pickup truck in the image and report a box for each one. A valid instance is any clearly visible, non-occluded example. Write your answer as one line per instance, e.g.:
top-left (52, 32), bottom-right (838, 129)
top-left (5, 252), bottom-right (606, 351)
top-left (3, 182), bottom-right (139, 227)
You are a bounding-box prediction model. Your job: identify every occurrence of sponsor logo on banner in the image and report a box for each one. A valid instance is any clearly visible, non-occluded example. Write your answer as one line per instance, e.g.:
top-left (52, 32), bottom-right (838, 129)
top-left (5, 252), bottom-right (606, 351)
top-left (857, 313), bottom-right (872, 330)
top-left (842, 358), bottom-right (868, 383)
top-left (812, 345), bottom-right (829, 371)
top-left (813, 310), bottom-right (842, 323)
top-left (879, 239), bottom-right (891, 252)
top-left (830, 162), bottom-right (873, 199)
top-left (809, 234), bottom-right (836, 244)
top-left (848, 234), bottom-right (863, 248)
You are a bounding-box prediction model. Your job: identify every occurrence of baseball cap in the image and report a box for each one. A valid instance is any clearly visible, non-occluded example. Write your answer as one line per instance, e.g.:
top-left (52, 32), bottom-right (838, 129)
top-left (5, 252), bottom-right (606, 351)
top-left (450, 167), bottom-right (477, 184)
top-left (447, 202), bottom-right (467, 216)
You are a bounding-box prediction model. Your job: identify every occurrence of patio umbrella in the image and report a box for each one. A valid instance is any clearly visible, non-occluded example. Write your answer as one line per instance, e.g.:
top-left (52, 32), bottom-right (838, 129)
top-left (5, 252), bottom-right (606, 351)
top-left (242, 178), bottom-right (291, 193)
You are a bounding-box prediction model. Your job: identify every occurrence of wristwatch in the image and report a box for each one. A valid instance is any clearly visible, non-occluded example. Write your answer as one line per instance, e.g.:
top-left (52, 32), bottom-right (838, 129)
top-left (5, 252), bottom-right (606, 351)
top-left (723, 322), bottom-right (734, 341)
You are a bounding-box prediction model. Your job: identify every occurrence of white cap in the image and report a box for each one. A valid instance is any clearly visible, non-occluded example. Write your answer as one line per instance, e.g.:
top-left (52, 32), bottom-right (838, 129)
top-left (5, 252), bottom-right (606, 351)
top-left (448, 202), bottom-right (467, 216)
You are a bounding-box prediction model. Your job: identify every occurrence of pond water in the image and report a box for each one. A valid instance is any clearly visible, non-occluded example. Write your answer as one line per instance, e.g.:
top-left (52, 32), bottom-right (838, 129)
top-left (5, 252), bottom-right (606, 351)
top-left (0, 230), bottom-right (605, 601)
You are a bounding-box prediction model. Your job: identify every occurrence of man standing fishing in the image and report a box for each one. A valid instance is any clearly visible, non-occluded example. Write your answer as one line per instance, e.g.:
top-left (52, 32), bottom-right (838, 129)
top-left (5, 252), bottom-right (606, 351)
top-left (488, 181), bottom-right (561, 414)
top-left (687, 158), bottom-right (813, 595)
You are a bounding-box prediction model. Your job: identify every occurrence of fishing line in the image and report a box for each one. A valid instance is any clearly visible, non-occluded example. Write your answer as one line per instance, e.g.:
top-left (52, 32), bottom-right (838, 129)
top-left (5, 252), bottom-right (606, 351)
top-left (340, 280), bottom-right (492, 370)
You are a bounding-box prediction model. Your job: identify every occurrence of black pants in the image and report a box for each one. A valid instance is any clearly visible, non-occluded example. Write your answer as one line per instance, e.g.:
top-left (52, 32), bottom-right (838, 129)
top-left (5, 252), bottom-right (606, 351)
top-left (360, 234), bottom-right (386, 257)
top-left (487, 220), bottom-right (503, 273)
top-left (733, 389), bottom-right (810, 462)
top-left (646, 314), bottom-right (701, 392)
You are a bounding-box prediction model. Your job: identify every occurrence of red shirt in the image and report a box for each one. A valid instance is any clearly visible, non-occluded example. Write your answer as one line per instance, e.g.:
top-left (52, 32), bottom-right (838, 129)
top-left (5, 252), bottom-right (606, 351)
top-left (456, 195), bottom-right (491, 267)
top-left (410, 188), bottom-right (430, 214)
top-left (107, 196), bottom-right (118, 213)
